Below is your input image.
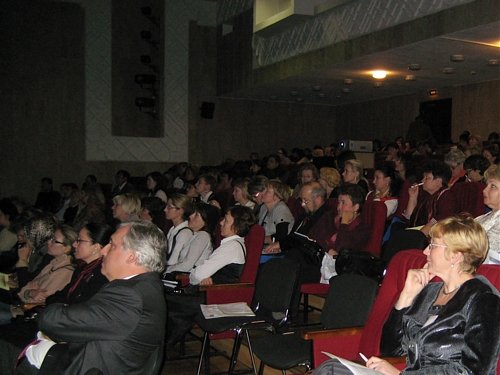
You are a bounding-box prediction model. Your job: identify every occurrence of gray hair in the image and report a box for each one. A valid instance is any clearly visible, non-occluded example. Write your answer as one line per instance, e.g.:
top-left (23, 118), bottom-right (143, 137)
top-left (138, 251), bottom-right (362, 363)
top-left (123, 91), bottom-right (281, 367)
top-left (120, 221), bottom-right (166, 273)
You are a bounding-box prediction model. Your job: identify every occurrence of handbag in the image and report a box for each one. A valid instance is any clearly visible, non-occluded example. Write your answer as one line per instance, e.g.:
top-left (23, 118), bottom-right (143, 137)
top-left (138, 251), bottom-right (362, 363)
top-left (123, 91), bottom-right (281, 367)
top-left (289, 232), bottom-right (324, 266)
top-left (335, 248), bottom-right (385, 282)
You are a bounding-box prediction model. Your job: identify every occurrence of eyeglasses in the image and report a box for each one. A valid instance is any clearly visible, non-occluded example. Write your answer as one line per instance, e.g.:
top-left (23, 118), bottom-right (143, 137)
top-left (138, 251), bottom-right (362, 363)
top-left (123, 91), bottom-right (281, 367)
top-left (49, 237), bottom-right (65, 245)
top-left (76, 238), bottom-right (93, 244)
top-left (428, 243), bottom-right (448, 250)
top-left (301, 199), bottom-right (311, 205)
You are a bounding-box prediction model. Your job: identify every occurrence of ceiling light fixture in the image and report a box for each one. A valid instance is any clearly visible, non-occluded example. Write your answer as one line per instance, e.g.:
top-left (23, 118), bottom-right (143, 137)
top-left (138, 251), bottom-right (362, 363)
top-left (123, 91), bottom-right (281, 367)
top-left (405, 75), bottom-right (416, 81)
top-left (343, 78), bottom-right (353, 85)
top-left (450, 54), bottom-right (465, 62)
top-left (487, 59), bottom-right (499, 66)
top-left (428, 89), bottom-right (438, 96)
top-left (442, 67), bottom-right (455, 74)
top-left (371, 70), bottom-right (387, 79)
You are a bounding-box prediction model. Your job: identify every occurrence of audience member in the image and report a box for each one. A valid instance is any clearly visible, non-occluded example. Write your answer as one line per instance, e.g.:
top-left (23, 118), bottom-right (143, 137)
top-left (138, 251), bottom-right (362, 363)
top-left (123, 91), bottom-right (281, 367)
top-left (463, 154), bottom-right (491, 182)
top-left (367, 216), bottom-right (499, 375)
top-left (483, 143), bottom-right (499, 165)
top-left (476, 164), bottom-right (500, 264)
top-left (146, 171), bottom-right (168, 203)
top-left (366, 163), bottom-right (402, 218)
top-left (34, 178), bottom-right (61, 214)
top-left (266, 182), bottom-right (336, 284)
top-left (164, 193), bottom-right (193, 268)
top-left (164, 201), bottom-right (219, 275)
top-left (140, 196), bottom-right (169, 233)
top-left (259, 179), bottom-right (295, 246)
top-left (232, 177), bottom-right (255, 209)
top-left (318, 167), bottom-right (341, 199)
top-left (111, 193), bottom-right (141, 223)
top-left (195, 174), bottom-right (221, 208)
top-left (444, 148), bottom-right (467, 187)
top-left (34, 221), bottom-right (167, 374)
top-left (0, 224), bottom-right (76, 324)
top-left (111, 169), bottom-right (134, 196)
top-left (165, 206), bottom-right (255, 349)
top-left (342, 159), bottom-right (369, 196)
top-left (402, 160), bottom-right (457, 235)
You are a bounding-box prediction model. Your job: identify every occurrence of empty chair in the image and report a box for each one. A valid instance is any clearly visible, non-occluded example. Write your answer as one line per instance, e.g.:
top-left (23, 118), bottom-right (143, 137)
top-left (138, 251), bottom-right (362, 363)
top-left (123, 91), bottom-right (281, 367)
top-left (194, 257), bottom-right (300, 375)
top-left (251, 273), bottom-right (379, 374)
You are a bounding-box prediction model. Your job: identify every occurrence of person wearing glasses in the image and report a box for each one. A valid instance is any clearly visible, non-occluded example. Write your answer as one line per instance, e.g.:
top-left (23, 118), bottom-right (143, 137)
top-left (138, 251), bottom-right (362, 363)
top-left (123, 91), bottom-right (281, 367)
top-left (0, 223), bottom-right (114, 373)
top-left (365, 215), bottom-right (500, 375)
top-left (0, 224), bottom-right (77, 324)
top-left (164, 193), bottom-right (194, 268)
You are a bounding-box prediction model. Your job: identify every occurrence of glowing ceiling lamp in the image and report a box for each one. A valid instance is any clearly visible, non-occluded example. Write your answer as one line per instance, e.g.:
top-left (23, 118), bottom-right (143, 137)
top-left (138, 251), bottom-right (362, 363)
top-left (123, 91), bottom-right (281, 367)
top-left (371, 70), bottom-right (388, 79)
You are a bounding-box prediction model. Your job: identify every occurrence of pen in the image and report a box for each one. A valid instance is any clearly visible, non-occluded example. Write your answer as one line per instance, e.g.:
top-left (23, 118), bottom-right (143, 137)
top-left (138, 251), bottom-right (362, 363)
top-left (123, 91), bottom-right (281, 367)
top-left (411, 182), bottom-right (424, 188)
top-left (359, 352), bottom-right (369, 363)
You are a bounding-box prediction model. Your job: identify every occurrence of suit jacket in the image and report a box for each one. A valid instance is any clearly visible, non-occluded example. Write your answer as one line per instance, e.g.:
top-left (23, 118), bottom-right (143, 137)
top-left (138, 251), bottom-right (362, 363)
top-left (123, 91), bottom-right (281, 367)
top-left (381, 277), bottom-right (500, 374)
top-left (39, 272), bottom-right (166, 375)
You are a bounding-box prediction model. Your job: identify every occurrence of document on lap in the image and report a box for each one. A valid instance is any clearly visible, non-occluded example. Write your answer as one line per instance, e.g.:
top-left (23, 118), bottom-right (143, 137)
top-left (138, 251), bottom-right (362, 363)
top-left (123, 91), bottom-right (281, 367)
top-left (321, 352), bottom-right (384, 375)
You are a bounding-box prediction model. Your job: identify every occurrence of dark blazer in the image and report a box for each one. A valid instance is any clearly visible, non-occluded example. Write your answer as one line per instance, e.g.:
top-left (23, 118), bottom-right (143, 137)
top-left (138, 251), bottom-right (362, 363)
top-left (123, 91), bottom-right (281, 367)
top-left (382, 277), bottom-right (500, 374)
top-left (39, 272), bottom-right (166, 375)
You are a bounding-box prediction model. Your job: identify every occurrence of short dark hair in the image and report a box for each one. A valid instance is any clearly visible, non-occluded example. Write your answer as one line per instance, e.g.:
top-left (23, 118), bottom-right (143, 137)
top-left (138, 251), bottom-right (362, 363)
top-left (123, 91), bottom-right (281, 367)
top-left (83, 222), bottom-right (114, 247)
top-left (227, 205), bottom-right (256, 237)
top-left (193, 202), bottom-right (220, 236)
top-left (248, 176), bottom-right (268, 196)
top-left (41, 177), bottom-right (53, 185)
top-left (338, 184), bottom-right (366, 211)
top-left (116, 170), bottom-right (130, 180)
top-left (464, 155), bottom-right (491, 176)
top-left (198, 174), bottom-right (216, 190)
top-left (423, 160), bottom-right (452, 187)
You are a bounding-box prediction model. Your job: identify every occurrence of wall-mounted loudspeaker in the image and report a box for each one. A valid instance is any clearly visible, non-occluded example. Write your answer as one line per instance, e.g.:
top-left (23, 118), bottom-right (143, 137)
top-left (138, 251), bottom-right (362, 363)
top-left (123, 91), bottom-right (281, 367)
top-left (200, 102), bottom-right (215, 119)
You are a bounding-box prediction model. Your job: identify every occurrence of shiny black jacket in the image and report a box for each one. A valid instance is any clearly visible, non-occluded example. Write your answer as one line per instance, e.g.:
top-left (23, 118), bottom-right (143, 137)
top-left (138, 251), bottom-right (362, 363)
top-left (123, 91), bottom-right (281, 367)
top-left (381, 277), bottom-right (500, 374)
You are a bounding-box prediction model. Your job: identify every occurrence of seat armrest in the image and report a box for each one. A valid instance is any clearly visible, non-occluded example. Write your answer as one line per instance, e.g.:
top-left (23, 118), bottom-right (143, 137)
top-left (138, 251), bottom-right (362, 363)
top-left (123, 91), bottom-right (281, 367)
top-left (302, 326), bottom-right (365, 368)
top-left (200, 282), bottom-right (253, 291)
top-left (302, 326), bottom-right (364, 340)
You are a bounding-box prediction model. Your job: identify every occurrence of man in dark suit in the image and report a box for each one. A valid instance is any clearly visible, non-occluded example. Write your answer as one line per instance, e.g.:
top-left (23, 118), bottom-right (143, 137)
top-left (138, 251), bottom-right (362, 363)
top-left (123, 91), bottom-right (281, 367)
top-left (111, 169), bottom-right (135, 196)
top-left (36, 221), bottom-right (167, 375)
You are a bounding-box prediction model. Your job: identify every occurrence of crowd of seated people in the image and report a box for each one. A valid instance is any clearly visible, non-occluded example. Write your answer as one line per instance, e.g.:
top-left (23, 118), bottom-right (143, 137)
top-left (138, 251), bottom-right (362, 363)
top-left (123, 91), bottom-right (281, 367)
top-left (0, 130), bottom-right (497, 373)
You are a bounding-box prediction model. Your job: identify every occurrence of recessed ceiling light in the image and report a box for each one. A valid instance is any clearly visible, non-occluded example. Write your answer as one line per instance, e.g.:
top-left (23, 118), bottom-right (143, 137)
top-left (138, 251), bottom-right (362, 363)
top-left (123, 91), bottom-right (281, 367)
top-left (408, 64), bottom-right (421, 71)
top-left (371, 70), bottom-right (387, 79)
top-left (405, 75), bottom-right (416, 81)
top-left (343, 78), bottom-right (353, 85)
top-left (450, 54), bottom-right (465, 62)
top-left (487, 59), bottom-right (499, 66)
top-left (470, 70), bottom-right (477, 75)
top-left (443, 67), bottom-right (455, 74)
top-left (317, 93), bottom-right (326, 98)
top-left (429, 89), bottom-right (438, 96)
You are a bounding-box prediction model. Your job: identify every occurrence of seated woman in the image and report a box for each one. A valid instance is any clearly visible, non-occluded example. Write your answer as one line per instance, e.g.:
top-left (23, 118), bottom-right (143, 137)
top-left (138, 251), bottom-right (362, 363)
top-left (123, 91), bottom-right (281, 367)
top-left (111, 193), bottom-right (141, 223)
top-left (146, 171), bottom-right (168, 203)
top-left (259, 179), bottom-right (295, 247)
top-left (0, 222), bottom-right (114, 374)
top-left (366, 162), bottom-right (402, 218)
top-left (327, 184), bottom-right (371, 258)
top-left (0, 198), bottom-right (19, 252)
top-left (318, 167), bottom-right (341, 199)
top-left (72, 187), bottom-right (106, 230)
top-left (163, 202), bottom-right (219, 275)
top-left (140, 196), bottom-right (169, 234)
top-left (341, 159), bottom-right (370, 196)
top-left (164, 193), bottom-right (194, 268)
top-left (165, 206), bottom-right (255, 348)
top-left (366, 215), bottom-right (499, 374)
top-left (0, 224), bottom-right (77, 324)
top-left (476, 164), bottom-right (500, 264)
top-left (232, 177), bottom-right (256, 210)
top-left (463, 154), bottom-right (490, 183)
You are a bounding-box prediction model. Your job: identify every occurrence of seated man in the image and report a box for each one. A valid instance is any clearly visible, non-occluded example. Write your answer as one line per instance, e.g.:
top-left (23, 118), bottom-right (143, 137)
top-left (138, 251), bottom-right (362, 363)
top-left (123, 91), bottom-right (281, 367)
top-left (266, 181), bottom-right (336, 284)
top-left (19, 221), bottom-right (167, 375)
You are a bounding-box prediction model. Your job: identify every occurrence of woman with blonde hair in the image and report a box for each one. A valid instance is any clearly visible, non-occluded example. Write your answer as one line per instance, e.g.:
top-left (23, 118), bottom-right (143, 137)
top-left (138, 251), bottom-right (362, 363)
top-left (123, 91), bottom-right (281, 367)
top-left (111, 193), bottom-right (141, 223)
top-left (318, 167), bottom-right (341, 199)
top-left (365, 215), bottom-right (499, 374)
top-left (259, 179), bottom-right (294, 246)
top-left (342, 159), bottom-right (369, 195)
top-left (164, 193), bottom-right (193, 268)
top-left (232, 177), bottom-right (255, 210)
